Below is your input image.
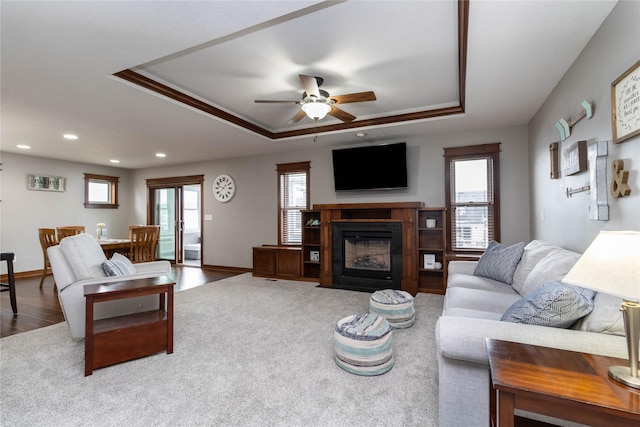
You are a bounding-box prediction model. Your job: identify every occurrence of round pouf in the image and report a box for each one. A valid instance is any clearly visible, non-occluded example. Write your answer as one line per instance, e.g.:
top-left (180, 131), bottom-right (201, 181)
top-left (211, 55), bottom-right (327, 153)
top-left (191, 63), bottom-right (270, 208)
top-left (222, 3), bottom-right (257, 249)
top-left (334, 313), bottom-right (394, 376)
top-left (369, 289), bottom-right (416, 328)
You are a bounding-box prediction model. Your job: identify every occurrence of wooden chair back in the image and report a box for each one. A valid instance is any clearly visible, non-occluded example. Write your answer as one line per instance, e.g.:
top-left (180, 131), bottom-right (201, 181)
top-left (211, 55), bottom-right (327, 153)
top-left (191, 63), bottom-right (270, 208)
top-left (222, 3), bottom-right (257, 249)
top-left (57, 226), bottom-right (85, 240)
top-left (129, 225), bottom-right (160, 263)
top-left (38, 228), bottom-right (58, 288)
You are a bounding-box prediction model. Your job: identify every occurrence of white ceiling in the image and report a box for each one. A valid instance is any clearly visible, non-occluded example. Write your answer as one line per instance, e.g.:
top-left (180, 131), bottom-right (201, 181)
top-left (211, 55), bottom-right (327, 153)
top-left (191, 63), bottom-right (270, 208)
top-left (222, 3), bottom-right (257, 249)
top-left (1, 1), bottom-right (617, 169)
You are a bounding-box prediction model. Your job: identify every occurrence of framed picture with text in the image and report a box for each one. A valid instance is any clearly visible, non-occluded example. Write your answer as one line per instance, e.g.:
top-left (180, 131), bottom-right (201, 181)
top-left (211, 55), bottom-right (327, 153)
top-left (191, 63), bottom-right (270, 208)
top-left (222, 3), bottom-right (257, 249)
top-left (611, 59), bottom-right (640, 144)
top-left (27, 174), bottom-right (66, 192)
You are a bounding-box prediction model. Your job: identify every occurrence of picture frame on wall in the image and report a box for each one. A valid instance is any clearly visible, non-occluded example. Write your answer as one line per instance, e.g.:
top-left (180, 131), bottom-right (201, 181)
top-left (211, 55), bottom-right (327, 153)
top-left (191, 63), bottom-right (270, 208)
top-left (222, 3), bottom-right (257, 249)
top-left (27, 174), bottom-right (66, 192)
top-left (611, 59), bottom-right (640, 144)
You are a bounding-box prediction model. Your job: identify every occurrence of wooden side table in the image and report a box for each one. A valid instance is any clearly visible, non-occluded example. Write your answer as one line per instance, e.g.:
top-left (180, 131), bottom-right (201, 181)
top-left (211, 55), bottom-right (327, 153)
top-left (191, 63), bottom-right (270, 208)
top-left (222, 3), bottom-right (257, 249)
top-left (84, 276), bottom-right (175, 376)
top-left (487, 338), bottom-right (640, 426)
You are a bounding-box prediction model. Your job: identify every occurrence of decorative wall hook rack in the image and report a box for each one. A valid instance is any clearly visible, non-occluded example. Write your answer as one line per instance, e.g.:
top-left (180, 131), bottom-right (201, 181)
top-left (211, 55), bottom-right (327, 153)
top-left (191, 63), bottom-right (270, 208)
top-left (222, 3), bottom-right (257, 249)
top-left (555, 100), bottom-right (594, 141)
top-left (566, 184), bottom-right (590, 198)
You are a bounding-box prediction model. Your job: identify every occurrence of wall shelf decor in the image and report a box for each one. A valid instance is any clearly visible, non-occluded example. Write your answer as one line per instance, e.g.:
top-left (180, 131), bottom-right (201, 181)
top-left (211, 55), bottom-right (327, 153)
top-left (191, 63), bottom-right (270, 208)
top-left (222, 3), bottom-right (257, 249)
top-left (610, 159), bottom-right (631, 197)
top-left (555, 100), bottom-right (594, 141)
top-left (562, 140), bottom-right (587, 176)
top-left (27, 174), bottom-right (65, 192)
top-left (549, 142), bottom-right (559, 179)
top-left (587, 141), bottom-right (609, 221)
top-left (612, 59), bottom-right (640, 144)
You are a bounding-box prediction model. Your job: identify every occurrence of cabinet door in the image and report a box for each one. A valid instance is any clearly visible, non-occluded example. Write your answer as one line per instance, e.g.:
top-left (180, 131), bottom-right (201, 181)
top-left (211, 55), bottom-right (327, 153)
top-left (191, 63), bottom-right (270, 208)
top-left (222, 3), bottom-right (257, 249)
top-left (253, 248), bottom-right (275, 277)
top-left (275, 250), bottom-right (301, 278)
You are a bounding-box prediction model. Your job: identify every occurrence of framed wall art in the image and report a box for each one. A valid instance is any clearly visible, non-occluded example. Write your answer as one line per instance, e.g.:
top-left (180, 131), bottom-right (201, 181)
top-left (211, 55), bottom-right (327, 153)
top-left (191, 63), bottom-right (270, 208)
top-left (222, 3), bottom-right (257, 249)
top-left (611, 59), bottom-right (640, 144)
top-left (27, 174), bottom-right (66, 192)
top-left (562, 140), bottom-right (587, 176)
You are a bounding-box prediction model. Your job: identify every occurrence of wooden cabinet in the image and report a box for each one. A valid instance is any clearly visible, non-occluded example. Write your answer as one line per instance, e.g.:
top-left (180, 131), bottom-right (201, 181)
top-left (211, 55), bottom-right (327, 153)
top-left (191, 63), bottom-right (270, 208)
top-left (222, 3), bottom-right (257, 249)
top-left (417, 208), bottom-right (447, 294)
top-left (301, 210), bottom-right (321, 280)
top-left (252, 245), bottom-right (301, 279)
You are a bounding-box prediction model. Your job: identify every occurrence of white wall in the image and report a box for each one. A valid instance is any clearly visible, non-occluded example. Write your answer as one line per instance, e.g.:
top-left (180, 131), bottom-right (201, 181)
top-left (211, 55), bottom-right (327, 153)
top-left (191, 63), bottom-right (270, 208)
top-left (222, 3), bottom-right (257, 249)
top-left (528, 0), bottom-right (640, 252)
top-left (131, 124), bottom-right (530, 270)
top-left (0, 152), bottom-right (133, 273)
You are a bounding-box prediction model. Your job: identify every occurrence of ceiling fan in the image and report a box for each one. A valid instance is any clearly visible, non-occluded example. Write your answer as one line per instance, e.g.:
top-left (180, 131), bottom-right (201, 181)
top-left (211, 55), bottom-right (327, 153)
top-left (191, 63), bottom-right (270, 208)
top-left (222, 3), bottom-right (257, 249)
top-left (255, 74), bottom-right (376, 123)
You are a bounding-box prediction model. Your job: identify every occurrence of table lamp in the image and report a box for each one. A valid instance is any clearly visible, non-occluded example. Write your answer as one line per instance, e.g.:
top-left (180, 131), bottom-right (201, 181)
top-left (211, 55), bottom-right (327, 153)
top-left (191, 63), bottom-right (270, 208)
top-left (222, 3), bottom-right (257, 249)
top-left (564, 230), bottom-right (640, 389)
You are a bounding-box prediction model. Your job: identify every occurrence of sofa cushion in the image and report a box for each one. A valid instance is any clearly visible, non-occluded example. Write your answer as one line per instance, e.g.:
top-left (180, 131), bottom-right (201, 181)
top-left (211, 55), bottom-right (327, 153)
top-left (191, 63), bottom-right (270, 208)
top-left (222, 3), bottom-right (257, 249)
top-left (520, 248), bottom-right (581, 296)
top-left (58, 233), bottom-right (107, 280)
top-left (573, 292), bottom-right (625, 336)
top-left (447, 273), bottom-right (516, 294)
top-left (102, 253), bottom-right (137, 276)
top-left (501, 281), bottom-right (596, 328)
top-left (444, 287), bottom-right (521, 314)
top-left (512, 240), bottom-right (558, 293)
top-left (474, 240), bottom-right (525, 285)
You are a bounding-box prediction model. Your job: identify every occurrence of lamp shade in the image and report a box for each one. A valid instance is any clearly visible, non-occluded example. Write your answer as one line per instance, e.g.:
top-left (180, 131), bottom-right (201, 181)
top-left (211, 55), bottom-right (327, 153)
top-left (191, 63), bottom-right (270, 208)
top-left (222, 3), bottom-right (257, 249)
top-left (301, 102), bottom-right (331, 120)
top-left (563, 231), bottom-right (640, 301)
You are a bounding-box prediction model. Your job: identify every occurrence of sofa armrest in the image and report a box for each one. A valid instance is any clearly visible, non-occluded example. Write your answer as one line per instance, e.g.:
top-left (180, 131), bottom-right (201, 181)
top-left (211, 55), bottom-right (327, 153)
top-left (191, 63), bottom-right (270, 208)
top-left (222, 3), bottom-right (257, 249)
top-left (131, 260), bottom-right (171, 275)
top-left (447, 260), bottom-right (478, 276)
top-left (435, 316), bottom-right (628, 366)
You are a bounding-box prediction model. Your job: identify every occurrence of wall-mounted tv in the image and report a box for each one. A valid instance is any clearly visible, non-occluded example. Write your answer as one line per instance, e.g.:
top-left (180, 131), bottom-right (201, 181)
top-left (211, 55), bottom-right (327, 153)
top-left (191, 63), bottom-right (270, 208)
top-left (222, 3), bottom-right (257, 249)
top-left (332, 142), bottom-right (408, 191)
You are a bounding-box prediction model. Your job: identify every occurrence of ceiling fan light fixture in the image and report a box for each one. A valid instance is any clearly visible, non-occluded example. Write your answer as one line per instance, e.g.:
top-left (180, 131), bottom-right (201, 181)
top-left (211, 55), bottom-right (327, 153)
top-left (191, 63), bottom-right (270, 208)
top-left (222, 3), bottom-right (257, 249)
top-left (301, 102), bottom-right (331, 120)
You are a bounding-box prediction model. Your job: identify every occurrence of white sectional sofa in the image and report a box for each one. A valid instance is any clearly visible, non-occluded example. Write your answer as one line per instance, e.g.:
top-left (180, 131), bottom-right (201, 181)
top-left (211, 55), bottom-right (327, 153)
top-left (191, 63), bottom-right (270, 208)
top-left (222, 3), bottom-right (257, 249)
top-left (435, 240), bottom-right (629, 426)
top-left (48, 233), bottom-right (171, 338)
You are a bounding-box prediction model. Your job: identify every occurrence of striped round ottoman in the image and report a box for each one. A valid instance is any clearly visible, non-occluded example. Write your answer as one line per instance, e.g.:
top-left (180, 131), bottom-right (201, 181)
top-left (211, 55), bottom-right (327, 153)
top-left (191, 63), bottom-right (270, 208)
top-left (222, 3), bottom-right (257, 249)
top-left (369, 289), bottom-right (416, 328)
top-left (334, 314), bottom-right (394, 376)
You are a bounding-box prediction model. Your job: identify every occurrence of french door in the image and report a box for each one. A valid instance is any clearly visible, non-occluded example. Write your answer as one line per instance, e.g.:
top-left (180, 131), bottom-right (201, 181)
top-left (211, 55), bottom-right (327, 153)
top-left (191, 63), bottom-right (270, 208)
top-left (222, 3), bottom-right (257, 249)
top-left (146, 175), bottom-right (204, 265)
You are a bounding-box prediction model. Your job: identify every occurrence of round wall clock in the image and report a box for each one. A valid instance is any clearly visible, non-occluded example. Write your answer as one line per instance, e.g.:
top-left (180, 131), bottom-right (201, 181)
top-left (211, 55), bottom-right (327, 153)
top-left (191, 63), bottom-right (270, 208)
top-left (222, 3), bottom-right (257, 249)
top-left (213, 174), bottom-right (235, 202)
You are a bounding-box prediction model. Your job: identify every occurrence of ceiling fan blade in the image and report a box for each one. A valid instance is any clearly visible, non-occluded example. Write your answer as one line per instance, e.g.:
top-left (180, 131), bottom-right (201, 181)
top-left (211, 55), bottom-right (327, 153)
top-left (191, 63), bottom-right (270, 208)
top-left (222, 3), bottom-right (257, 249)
top-left (254, 100), bottom-right (299, 104)
top-left (299, 74), bottom-right (320, 98)
top-left (288, 110), bottom-right (308, 124)
top-left (329, 91), bottom-right (377, 104)
top-left (329, 106), bottom-right (356, 122)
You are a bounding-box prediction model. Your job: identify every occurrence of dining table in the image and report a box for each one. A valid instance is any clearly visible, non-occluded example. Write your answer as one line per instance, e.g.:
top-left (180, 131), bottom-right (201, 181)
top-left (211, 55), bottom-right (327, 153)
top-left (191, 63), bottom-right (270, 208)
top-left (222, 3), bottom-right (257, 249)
top-left (98, 238), bottom-right (131, 258)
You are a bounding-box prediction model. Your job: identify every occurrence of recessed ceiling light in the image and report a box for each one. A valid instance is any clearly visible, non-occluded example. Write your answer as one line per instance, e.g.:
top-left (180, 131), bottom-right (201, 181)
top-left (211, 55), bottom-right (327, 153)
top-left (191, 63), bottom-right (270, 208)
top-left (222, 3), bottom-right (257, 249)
top-left (109, 159), bottom-right (120, 164)
top-left (63, 134), bottom-right (78, 140)
top-left (156, 153), bottom-right (166, 158)
top-left (16, 144), bottom-right (31, 149)
top-left (355, 132), bottom-right (367, 138)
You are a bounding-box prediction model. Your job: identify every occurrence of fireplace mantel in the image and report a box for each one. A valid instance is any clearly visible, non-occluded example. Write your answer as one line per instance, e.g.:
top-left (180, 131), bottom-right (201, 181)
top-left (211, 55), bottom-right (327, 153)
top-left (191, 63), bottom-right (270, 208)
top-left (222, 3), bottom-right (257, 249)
top-left (313, 202), bottom-right (424, 294)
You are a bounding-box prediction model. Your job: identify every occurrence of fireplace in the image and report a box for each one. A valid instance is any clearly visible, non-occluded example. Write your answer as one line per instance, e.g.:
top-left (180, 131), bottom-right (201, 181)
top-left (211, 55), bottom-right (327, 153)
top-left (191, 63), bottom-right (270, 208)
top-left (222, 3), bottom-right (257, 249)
top-left (332, 222), bottom-right (403, 292)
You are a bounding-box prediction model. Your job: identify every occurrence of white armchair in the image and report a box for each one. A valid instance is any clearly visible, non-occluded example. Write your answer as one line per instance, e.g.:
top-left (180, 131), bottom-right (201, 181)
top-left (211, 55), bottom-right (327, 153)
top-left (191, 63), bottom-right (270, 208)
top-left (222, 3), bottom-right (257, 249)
top-left (48, 233), bottom-right (171, 338)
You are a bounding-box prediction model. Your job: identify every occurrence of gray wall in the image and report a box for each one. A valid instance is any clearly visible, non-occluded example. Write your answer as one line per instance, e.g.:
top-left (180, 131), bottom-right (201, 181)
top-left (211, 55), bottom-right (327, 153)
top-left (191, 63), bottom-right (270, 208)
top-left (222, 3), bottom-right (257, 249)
top-left (131, 125), bottom-right (530, 270)
top-left (0, 153), bottom-right (133, 272)
top-left (528, 0), bottom-right (640, 252)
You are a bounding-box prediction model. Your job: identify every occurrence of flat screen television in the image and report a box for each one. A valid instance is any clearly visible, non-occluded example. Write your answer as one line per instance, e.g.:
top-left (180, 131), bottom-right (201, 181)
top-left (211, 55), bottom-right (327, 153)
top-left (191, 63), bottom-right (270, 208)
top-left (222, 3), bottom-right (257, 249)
top-left (332, 142), bottom-right (408, 191)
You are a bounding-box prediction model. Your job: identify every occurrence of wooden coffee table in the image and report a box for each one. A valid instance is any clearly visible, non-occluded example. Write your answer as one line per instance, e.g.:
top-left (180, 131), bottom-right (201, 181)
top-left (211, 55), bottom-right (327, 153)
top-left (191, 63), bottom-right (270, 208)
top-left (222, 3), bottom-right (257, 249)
top-left (487, 338), bottom-right (640, 426)
top-left (84, 276), bottom-right (175, 376)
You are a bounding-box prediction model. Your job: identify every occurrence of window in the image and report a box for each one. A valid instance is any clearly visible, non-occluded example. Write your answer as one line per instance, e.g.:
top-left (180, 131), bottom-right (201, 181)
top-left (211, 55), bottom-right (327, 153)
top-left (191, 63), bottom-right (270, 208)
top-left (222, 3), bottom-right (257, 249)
top-left (277, 161), bottom-right (310, 245)
top-left (444, 143), bottom-right (500, 252)
top-left (84, 173), bottom-right (119, 209)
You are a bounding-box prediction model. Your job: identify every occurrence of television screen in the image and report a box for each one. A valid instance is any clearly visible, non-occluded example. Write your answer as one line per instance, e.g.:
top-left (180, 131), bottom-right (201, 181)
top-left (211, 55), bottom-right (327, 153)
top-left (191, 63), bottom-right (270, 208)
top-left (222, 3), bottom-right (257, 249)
top-left (332, 142), bottom-right (408, 191)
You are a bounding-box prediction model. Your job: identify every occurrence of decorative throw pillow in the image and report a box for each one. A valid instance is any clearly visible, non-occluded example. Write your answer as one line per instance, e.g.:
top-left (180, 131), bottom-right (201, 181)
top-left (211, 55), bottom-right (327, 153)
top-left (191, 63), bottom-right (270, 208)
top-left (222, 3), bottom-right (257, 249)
top-left (501, 281), bottom-right (596, 328)
top-left (102, 253), bottom-right (136, 276)
top-left (473, 240), bottom-right (525, 284)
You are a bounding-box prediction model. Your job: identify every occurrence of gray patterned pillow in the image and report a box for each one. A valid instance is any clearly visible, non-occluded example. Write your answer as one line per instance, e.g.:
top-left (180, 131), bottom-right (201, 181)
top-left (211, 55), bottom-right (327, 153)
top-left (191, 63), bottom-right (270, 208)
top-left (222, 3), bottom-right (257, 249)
top-left (501, 281), bottom-right (596, 328)
top-left (102, 253), bottom-right (136, 276)
top-left (474, 240), bottom-right (525, 284)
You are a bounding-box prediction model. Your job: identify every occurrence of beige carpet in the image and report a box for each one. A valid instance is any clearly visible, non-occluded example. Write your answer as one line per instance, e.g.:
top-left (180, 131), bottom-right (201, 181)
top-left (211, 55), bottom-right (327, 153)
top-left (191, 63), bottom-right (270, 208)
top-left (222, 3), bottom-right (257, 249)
top-left (0, 273), bottom-right (443, 426)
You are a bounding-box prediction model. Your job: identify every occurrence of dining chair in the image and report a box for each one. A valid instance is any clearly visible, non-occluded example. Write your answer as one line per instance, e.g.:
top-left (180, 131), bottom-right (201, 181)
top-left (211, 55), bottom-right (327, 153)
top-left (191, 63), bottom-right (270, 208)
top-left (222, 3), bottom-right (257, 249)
top-left (129, 225), bottom-right (160, 263)
top-left (38, 228), bottom-right (58, 288)
top-left (56, 226), bottom-right (85, 240)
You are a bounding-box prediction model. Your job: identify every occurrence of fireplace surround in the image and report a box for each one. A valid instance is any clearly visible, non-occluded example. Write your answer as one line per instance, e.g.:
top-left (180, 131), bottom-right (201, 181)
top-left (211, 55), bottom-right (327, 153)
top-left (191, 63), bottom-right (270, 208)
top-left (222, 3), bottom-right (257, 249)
top-left (313, 202), bottom-right (423, 294)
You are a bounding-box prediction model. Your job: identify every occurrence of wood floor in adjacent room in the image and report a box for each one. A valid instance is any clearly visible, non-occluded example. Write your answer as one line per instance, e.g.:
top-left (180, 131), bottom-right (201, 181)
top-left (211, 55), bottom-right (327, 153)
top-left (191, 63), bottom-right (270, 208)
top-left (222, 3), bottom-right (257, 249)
top-left (0, 266), bottom-right (240, 338)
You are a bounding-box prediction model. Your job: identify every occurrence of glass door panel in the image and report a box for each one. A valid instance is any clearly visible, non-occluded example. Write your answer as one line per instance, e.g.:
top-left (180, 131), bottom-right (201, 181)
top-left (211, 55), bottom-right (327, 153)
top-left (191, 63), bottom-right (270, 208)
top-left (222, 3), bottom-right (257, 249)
top-left (152, 187), bottom-right (177, 262)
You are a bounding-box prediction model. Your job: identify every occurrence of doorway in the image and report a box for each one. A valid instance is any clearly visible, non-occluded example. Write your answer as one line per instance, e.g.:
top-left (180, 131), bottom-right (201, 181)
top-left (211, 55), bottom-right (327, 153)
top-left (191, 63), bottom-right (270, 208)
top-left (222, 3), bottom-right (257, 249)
top-left (147, 175), bottom-right (204, 266)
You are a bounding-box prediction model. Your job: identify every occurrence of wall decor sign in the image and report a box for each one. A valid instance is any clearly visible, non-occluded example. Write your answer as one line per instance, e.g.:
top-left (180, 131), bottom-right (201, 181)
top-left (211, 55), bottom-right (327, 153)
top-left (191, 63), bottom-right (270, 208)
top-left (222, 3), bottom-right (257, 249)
top-left (562, 140), bottom-right (587, 176)
top-left (549, 142), bottom-right (559, 179)
top-left (612, 59), bottom-right (640, 144)
top-left (27, 174), bottom-right (66, 192)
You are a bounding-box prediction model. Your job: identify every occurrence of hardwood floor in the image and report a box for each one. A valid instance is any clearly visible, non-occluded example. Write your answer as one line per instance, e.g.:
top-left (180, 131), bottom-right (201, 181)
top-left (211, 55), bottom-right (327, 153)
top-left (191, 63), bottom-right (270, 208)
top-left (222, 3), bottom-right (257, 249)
top-left (0, 266), bottom-right (240, 338)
